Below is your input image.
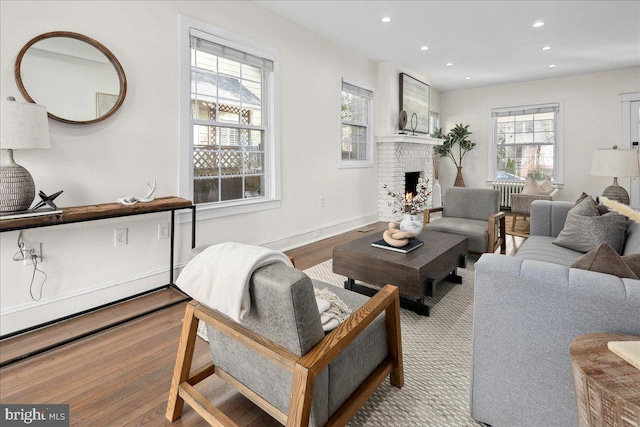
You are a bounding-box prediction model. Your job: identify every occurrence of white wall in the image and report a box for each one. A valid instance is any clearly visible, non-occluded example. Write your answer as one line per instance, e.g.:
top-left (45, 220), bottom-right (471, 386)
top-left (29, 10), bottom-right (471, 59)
top-left (438, 68), bottom-right (640, 199)
top-left (0, 1), bottom-right (380, 334)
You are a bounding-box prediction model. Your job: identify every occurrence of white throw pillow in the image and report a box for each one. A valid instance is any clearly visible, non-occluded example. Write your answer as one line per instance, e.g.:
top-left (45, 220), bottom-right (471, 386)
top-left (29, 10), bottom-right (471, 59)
top-left (521, 176), bottom-right (545, 195)
top-left (539, 177), bottom-right (554, 194)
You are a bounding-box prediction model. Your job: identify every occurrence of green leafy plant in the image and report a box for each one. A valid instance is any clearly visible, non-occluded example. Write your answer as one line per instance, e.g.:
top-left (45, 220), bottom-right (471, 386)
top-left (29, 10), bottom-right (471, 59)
top-left (433, 124), bottom-right (476, 168)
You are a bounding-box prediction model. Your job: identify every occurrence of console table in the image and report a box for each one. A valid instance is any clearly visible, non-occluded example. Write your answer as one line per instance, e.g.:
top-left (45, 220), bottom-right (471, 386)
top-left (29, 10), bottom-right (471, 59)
top-left (0, 197), bottom-right (196, 362)
top-left (570, 333), bottom-right (640, 427)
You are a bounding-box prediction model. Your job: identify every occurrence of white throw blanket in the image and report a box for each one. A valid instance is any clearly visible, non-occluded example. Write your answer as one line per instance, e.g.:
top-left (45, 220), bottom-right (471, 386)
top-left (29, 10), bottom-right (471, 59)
top-left (176, 242), bottom-right (292, 322)
top-left (314, 287), bottom-right (352, 331)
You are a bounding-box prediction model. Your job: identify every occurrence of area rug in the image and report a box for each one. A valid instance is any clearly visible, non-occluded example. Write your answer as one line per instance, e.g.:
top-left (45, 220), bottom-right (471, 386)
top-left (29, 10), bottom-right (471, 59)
top-left (505, 214), bottom-right (530, 238)
top-left (303, 260), bottom-right (484, 427)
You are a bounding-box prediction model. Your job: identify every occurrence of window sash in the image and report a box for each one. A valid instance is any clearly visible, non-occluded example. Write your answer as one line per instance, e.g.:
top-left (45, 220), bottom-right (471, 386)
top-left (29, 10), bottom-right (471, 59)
top-left (190, 32), bottom-right (272, 205)
top-left (492, 103), bottom-right (560, 181)
top-left (341, 80), bottom-right (372, 163)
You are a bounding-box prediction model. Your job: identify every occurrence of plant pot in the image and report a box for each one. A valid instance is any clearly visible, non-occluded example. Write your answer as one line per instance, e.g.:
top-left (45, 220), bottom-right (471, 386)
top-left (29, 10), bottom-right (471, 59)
top-left (454, 166), bottom-right (465, 187)
top-left (399, 214), bottom-right (423, 237)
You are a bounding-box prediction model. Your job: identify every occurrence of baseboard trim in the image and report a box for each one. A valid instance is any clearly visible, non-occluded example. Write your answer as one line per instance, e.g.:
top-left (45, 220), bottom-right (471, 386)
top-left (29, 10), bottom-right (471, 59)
top-left (256, 212), bottom-right (379, 252)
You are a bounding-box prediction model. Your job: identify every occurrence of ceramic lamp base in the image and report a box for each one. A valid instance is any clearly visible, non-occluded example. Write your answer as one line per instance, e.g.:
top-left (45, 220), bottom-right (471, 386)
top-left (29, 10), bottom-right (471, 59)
top-left (0, 153), bottom-right (35, 212)
top-left (602, 178), bottom-right (630, 205)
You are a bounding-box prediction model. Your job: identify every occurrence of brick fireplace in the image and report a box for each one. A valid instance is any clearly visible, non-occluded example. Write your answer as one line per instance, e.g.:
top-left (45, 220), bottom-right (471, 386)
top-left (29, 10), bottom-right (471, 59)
top-left (377, 134), bottom-right (443, 222)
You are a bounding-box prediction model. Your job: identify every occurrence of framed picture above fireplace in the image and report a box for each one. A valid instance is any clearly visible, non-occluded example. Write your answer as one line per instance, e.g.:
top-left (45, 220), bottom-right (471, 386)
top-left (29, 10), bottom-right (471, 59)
top-left (399, 73), bottom-right (430, 134)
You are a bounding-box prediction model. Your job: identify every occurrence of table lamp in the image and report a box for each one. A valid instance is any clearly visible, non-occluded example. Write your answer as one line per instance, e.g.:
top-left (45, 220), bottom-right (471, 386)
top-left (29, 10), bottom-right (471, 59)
top-left (0, 97), bottom-right (51, 212)
top-left (590, 145), bottom-right (639, 205)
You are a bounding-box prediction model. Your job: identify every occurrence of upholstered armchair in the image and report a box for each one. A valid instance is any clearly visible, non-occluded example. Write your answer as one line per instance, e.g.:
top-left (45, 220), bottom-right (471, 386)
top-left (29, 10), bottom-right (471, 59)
top-left (166, 262), bottom-right (403, 427)
top-left (510, 189), bottom-right (558, 230)
top-left (423, 187), bottom-right (506, 254)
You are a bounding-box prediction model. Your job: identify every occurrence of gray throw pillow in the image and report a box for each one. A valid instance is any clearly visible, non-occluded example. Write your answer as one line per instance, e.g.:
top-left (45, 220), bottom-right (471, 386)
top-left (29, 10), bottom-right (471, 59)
top-left (553, 197), bottom-right (627, 253)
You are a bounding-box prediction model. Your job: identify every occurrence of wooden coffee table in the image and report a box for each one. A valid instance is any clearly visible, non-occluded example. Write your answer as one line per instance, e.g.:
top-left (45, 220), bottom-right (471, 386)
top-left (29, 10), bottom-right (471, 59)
top-left (332, 230), bottom-right (468, 316)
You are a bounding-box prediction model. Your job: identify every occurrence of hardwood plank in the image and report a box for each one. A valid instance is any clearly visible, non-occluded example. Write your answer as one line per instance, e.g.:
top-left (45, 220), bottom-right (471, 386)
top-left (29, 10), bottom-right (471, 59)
top-left (0, 223), bottom-right (524, 427)
top-left (0, 287), bottom-right (188, 365)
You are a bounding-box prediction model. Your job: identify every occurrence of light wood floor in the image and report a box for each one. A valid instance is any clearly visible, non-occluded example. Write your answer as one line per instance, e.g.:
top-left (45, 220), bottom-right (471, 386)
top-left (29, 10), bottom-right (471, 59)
top-left (0, 223), bottom-right (524, 426)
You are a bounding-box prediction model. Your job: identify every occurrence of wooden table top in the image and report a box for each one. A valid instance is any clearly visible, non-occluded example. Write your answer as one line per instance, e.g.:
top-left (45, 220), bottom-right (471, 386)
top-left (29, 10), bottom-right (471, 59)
top-left (333, 229), bottom-right (468, 268)
top-left (0, 196), bottom-right (193, 232)
top-left (570, 333), bottom-right (640, 426)
top-left (332, 230), bottom-right (468, 299)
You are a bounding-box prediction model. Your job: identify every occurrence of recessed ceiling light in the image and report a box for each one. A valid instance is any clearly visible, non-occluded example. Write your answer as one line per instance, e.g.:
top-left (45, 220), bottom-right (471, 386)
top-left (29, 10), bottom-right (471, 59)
top-left (464, 76), bottom-right (472, 80)
top-left (446, 62), bottom-right (453, 67)
top-left (548, 64), bottom-right (557, 68)
top-left (542, 46), bottom-right (552, 51)
top-left (532, 21), bottom-right (545, 28)
top-left (381, 17), bottom-right (392, 23)
top-left (420, 45), bottom-right (429, 51)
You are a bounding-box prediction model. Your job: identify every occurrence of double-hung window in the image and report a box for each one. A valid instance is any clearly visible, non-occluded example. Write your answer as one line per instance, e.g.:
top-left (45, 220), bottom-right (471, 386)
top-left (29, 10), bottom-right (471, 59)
top-left (180, 16), bottom-right (279, 218)
top-left (340, 80), bottom-right (373, 168)
top-left (491, 103), bottom-right (563, 182)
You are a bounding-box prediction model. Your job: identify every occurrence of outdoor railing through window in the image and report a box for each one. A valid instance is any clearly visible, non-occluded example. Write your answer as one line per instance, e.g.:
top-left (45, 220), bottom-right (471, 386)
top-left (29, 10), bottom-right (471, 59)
top-left (190, 32), bottom-right (273, 204)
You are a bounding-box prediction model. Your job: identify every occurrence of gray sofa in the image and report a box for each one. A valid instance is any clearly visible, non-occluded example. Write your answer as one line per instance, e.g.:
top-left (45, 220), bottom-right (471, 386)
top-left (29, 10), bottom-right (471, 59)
top-left (471, 200), bottom-right (640, 427)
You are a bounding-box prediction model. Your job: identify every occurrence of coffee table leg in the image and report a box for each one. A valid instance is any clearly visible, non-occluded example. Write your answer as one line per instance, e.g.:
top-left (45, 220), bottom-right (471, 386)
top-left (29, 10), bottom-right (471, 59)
top-left (345, 278), bottom-right (355, 290)
top-left (415, 296), bottom-right (430, 316)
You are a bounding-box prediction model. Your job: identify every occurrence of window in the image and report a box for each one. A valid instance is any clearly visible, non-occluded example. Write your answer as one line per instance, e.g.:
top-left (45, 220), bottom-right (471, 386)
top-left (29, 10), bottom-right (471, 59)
top-left (491, 103), bottom-right (562, 182)
top-left (179, 16), bottom-right (280, 219)
top-left (340, 80), bottom-right (373, 168)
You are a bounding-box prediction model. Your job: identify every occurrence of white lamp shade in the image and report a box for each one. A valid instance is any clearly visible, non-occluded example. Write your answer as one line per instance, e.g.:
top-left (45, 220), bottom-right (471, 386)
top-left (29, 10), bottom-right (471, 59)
top-left (590, 148), bottom-right (640, 178)
top-left (0, 99), bottom-right (50, 150)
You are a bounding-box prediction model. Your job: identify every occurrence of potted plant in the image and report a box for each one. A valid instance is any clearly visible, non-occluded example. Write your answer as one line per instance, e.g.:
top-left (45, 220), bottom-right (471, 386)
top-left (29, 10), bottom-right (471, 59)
top-left (433, 124), bottom-right (476, 187)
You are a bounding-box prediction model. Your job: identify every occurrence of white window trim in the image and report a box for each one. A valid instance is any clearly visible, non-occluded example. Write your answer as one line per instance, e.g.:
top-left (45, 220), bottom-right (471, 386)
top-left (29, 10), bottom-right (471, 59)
top-left (338, 78), bottom-right (375, 169)
top-left (487, 101), bottom-right (564, 186)
top-left (178, 15), bottom-right (281, 222)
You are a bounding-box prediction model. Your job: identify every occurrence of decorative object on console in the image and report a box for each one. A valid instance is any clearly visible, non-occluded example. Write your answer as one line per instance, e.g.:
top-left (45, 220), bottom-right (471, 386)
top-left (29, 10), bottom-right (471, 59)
top-left (15, 31), bottom-right (127, 125)
top-left (433, 124), bottom-right (476, 187)
top-left (117, 177), bottom-right (156, 205)
top-left (0, 97), bottom-right (51, 212)
top-left (399, 73), bottom-right (429, 134)
top-left (590, 145), bottom-right (639, 205)
top-left (32, 190), bottom-right (63, 210)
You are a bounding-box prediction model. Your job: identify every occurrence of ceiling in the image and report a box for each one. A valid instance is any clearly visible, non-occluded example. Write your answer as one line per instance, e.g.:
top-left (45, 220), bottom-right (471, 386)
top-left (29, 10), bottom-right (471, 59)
top-left (256, 1), bottom-right (640, 92)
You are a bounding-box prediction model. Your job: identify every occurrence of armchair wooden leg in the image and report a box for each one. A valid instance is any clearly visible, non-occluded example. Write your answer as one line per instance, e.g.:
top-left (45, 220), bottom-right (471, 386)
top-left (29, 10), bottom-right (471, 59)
top-left (499, 216), bottom-right (506, 254)
top-left (287, 364), bottom-right (315, 427)
top-left (385, 288), bottom-right (404, 388)
top-left (166, 302), bottom-right (200, 422)
top-left (511, 212), bottom-right (517, 230)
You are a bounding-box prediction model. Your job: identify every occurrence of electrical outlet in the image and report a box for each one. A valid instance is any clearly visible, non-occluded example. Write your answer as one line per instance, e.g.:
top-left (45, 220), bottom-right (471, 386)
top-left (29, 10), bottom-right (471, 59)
top-left (115, 228), bottom-right (128, 246)
top-left (158, 223), bottom-right (170, 239)
top-left (319, 197), bottom-right (325, 207)
top-left (22, 242), bottom-right (43, 266)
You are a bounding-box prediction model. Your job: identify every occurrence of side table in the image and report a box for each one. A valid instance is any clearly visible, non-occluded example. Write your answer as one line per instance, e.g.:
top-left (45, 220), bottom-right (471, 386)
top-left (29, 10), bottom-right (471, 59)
top-left (570, 333), bottom-right (640, 427)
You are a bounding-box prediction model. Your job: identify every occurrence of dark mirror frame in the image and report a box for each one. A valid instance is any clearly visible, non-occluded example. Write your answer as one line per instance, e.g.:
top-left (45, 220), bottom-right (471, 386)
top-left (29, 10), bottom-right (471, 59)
top-left (14, 31), bottom-right (127, 125)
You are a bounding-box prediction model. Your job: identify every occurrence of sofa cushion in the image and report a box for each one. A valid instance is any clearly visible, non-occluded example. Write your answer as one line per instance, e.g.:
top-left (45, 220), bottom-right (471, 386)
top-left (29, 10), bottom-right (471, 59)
top-left (425, 217), bottom-right (487, 253)
top-left (572, 192), bottom-right (609, 215)
top-left (553, 197), bottom-right (627, 253)
top-left (571, 243), bottom-right (639, 279)
top-left (515, 235), bottom-right (583, 266)
top-left (624, 220), bottom-right (640, 256)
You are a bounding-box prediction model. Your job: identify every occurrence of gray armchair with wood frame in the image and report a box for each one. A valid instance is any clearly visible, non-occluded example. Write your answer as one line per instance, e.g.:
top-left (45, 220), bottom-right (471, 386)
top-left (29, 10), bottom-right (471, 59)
top-left (166, 262), bottom-right (403, 427)
top-left (423, 187), bottom-right (506, 254)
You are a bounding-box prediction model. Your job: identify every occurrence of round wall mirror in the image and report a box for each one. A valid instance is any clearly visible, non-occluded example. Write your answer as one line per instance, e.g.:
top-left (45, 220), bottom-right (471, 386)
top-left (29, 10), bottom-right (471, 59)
top-left (15, 31), bottom-right (127, 124)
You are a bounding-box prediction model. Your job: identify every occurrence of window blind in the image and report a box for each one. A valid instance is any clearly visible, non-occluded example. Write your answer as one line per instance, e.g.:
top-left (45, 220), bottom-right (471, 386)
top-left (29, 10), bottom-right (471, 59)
top-left (342, 80), bottom-right (373, 99)
top-left (190, 32), bottom-right (274, 72)
top-left (491, 104), bottom-right (559, 117)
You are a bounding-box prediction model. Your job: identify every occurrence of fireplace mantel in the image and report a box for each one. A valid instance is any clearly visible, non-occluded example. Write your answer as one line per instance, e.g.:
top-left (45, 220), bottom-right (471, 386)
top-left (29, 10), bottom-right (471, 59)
top-left (376, 134), bottom-right (444, 145)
